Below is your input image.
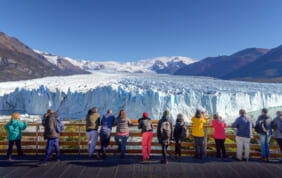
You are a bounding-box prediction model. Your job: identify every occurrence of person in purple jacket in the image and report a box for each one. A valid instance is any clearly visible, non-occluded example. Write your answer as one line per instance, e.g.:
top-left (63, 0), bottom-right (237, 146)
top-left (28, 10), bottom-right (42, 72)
top-left (232, 109), bottom-right (254, 161)
top-left (99, 110), bottom-right (115, 159)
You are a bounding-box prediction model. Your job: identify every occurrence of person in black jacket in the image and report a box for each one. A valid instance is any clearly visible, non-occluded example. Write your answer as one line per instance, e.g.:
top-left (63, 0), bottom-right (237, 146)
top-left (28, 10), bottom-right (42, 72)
top-left (40, 111), bottom-right (60, 166)
top-left (157, 110), bottom-right (173, 164)
top-left (173, 113), bottom-right (187, 160)
top-left (255, 108), bottom-right (272, 162)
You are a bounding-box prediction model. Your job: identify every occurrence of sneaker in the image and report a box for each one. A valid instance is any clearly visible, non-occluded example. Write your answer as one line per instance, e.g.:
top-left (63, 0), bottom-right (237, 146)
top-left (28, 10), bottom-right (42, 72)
top-left (39, 161), bottom-right (47, 166)
top-left (96, 153), bottom-right (100, 160)
top-left (55, 158), bottom-right (61, 162)
top-left (101, 154), bottom-right (107, 160)
top-left (233, 157), bottom-right (241, 161)
top-left (6, 157), bottom-right (12, 161)
top-left (243, 158), bottom-right (249, 162)
top-left (18, 154), bottom-right (25, 158)
top-left (160, 159), bottom-right (168, 164)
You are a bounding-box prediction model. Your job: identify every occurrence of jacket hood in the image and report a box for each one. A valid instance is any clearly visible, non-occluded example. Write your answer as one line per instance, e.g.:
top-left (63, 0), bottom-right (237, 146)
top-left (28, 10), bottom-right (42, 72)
top-left (139, 117), bottom-right (151, 121)
top-left (176, 117), bottom-right (184, 126)
top-left (49, 112), bottom-right (59, 118)
top-left (263, 114), bottom-right (271, 119)
top-left (163, 111), bottom-right (169, 117)
top-left (193, 115), bottom-right (202, 119)
top-left (10, 119), bottom-right (19, 125)
top-left (104, 113), bottom-right (113, 118)
top-left (162, 115), bottom-right (170, 121)
top-left (88, 109), bottom-right (96, 115)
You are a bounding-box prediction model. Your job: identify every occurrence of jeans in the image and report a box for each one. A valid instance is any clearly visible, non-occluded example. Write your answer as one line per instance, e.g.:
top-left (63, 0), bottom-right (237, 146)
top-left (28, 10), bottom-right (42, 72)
top-left (142, 131), bottom-right (153, 159)
top-left (44, 138), bottom-right (60, 162)
top-left (7, 139), bottom-right (23, 159)
top-left (100, 132), bottom-right (111, 155)
top-left (276, 138), bottom-right (282, 152)
top-left (259, 134), bottom-right (271, 158)
top-left (194, 136), bottom-right (204, 158)
top-left (215, 139), bottom-right (226, 158)
top-left (162, 144), bottom-right (168, 161)
top-left (236, 136), bottom-right (250, 160)
top-left (115, 134), bottom-right (129, 157)
top-left (86, 130), bottom-right (99, 157)
top-left (175, 140), bottom-right (182, 156)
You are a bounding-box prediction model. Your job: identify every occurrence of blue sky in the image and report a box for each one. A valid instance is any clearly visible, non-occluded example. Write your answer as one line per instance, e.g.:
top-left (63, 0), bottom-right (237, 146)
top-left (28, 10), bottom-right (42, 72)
top-left (1, 0), bottom-right (282, 62)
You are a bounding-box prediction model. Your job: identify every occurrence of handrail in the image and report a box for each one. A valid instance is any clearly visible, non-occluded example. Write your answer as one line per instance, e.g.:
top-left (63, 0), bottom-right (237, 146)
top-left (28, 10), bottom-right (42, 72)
top-left (0, 122), bottom-right (281, 158)
top-left (0, 122), bottom-right (235, 128)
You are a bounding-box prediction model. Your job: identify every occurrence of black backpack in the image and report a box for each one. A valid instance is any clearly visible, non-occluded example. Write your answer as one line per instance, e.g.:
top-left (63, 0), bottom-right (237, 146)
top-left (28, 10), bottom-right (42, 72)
top-left (255, 120), bottom-right (266, 134)
top-left (175, 124), bottom-right (187, 140)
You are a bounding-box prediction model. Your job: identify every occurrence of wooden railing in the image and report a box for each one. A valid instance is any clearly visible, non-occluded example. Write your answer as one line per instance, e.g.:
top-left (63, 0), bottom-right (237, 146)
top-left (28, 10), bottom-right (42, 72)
top-left (0, 121), bottom-right (281, 158)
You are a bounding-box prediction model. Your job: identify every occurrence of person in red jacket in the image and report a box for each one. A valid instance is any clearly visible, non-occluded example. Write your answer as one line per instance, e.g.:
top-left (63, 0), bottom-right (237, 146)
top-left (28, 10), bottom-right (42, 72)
top-left (211, 113), bottom-right (227, 160)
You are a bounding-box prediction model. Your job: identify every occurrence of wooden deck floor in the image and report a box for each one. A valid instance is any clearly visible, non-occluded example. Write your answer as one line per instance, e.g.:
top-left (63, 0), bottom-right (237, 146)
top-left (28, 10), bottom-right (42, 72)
top-left (0, 155), bottom-right (281, 178)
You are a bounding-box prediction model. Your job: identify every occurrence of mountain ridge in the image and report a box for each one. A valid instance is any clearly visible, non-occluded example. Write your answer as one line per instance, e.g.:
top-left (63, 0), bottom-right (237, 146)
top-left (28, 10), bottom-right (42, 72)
top-left (174, 48), bottom-right (270, 78)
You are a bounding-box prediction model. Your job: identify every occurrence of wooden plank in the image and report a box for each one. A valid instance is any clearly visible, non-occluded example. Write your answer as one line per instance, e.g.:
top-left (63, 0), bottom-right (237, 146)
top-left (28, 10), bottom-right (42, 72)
top-left (0, 141), bottom-right (280, 150)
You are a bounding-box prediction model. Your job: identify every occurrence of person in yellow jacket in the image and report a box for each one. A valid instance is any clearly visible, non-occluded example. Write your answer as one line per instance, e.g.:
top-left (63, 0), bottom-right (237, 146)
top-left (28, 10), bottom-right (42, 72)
top-left (191, 109), bottom-right (207, 159)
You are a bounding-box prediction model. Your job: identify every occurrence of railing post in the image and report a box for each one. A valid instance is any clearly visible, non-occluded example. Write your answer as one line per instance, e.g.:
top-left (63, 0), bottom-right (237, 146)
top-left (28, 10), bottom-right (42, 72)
top-left (36, 125), bottom-right (39, 156)
top-left (204, 127), bottom-right (208, 158)
top-left (78, 125), bottom-right (81, 155)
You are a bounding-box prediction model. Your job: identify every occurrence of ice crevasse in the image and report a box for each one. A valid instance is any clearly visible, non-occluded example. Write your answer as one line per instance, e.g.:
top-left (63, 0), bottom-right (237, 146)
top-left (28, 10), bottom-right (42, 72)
top-left (0, 72), bottom-right (282, 123)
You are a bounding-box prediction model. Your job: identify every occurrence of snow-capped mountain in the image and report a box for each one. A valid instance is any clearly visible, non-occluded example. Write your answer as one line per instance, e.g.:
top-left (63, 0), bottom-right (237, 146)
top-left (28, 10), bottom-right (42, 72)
top-left (1, 72), bottom-right (282, 123)
top-left (34, 50), bottom-right (195, 74)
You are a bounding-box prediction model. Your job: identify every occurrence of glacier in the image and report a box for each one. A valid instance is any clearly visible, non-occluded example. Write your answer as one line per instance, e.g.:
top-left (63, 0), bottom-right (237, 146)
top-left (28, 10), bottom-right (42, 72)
top-left (1, 72), bottom-right (282, 123)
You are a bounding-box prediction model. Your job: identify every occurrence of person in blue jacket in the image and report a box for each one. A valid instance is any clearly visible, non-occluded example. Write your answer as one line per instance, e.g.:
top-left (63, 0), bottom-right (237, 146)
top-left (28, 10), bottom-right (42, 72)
top-left (4, 113), bottom-right (27, 160)
top-left (232, 109), bottom-right (254, 161)
top-left (99, 110), bottom-right (115, 159)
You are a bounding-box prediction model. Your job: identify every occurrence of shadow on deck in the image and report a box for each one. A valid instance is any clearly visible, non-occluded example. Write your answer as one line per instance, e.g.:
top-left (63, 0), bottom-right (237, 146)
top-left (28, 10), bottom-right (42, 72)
top-left (0, 155), bottom-right (281, 178)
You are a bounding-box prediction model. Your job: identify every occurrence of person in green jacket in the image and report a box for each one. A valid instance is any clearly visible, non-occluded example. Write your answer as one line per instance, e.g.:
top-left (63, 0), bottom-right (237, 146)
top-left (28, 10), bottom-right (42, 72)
top-left (4, 113), bottom-right (27, 160)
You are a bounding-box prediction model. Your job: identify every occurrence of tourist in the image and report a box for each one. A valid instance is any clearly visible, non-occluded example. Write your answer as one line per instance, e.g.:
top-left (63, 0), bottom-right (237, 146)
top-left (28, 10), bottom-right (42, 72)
top-left (173, 113), bottom-right (187, 160)
top-left (232, 109), bottom-right (254, 161)
top-left (157, 110), bottom-right (173, 164)
top-left (42, 109), bottom-right (55, 159)
top-left (41, 111), bottom-right (61, 165)
top-left (212, 113), bottom-right (227, 160)
top-left (4, 113), bottom-right (27, 161)
top-left (138, 112), bottom-right (153, 161)
top-left (114, 110), bottom-right (133, 159)
top-left (86, 107), bottom-right (100, 159)
top-left (191, 110), bottom-right (207, 160)
top-left (99, 109), bottom-right (115, 159)
top-left (271, 111), bottom-right (282, 162)
top-left (255, 108), bottom-right (272, 162)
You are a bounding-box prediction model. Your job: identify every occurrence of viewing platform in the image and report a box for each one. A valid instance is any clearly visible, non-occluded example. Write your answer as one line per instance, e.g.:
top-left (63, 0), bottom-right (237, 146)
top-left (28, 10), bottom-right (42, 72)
top-left (0, 121), bottom-right (281, 177)
top-left (0, 155), bottom-right (281, 178)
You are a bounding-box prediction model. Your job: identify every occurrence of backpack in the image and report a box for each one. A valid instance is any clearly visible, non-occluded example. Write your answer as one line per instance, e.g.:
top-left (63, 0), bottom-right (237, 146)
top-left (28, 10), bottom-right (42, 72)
top-left (180, 126), bottom-right (188, 139)
top-left (175, 124), bottom-right (188, 140)
top-left (160, 120), bottom-right (171, 140)
top-left (255, 120), bottom-right (266, 134)
top-left (55, 117), bottom-right (64, 133)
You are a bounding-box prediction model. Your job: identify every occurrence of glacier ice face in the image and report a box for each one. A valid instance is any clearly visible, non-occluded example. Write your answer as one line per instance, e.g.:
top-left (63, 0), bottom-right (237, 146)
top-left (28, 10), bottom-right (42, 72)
top-left (1, 72), bottom-right (282, 124)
